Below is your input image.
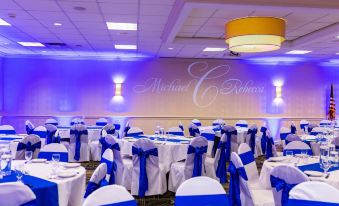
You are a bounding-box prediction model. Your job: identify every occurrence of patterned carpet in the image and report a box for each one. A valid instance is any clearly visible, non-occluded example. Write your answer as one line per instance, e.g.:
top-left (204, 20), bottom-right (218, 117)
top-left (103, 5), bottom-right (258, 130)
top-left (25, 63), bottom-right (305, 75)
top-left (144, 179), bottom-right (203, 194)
top-left (81, 156), bottom-right (266, 206)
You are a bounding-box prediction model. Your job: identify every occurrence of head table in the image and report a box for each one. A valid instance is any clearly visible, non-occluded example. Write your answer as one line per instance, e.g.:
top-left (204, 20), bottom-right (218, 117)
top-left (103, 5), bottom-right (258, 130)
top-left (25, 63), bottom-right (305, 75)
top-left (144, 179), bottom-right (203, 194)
top-left (259, 156), bottom-right (339, 190)
top-left (0, 160), bottom-right (86, 206)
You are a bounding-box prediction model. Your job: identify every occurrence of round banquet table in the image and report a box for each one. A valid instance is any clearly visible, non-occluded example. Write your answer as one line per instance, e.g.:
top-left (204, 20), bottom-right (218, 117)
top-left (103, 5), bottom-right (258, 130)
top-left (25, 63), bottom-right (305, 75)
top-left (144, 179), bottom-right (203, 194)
top-left (119, 135), bottom-right (190, 172)
top-left (0, 160), bottom-right (86, 206)
top-left (0, 134), bottom-right (27, 158)
top-left (259, 156), bottom-right (339, 190)
top-left (297, 134), bottom-right (336, 156)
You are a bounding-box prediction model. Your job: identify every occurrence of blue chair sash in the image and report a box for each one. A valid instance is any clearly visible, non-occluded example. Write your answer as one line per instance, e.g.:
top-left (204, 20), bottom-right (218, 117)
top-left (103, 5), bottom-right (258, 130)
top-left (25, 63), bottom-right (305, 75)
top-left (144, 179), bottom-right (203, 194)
top-left (26, 125), bottom-right (34, 135)
top-left (38, 151), bottom-right (68, 162)
top-left (201, 133), bottom-right (215, 141)
top-left (266, 138), bottom-right (274, 159)
top-left (283, 149), bottom-right (312, 156)
top-left (212, 123), bottom-right (220, 126)
top-left (247, 128), bottom-right (257, 153)
top-left (132, 147), bottom-right (158, 197)
top-left (32, 131), bottom-right (47, 139)
top-left (100, 137), bottom-right (112, 156)
top-left (216, 141), bottom-right (227, 183)
top-left (287, 199), bottom-right (339, 206)
top-left (96, 122), bottom-right (107, 126)
top-left (17, 141), bottom-right (41, 153)
top-left (123, 126), bottom-right (130, 137)
top-left (187, 145), bottom-right (207, 177)
top-left (239, 151), bottom-right (255, 166)
top-left (46, 130), bottom-right (58, 144)
top-left (84, 178), bottom-right (108, 198)
top-left (70, 129), bottom-right (88, 161)
top-left (126, 132), bottom-right (144, 137)
top-left (0, 130), bottom-right (16, 135)
top-left (270, 175), bottom-right (297, 206)
top-left (228, 162), bottom-right (248, 206)
top-left (310, 131), bottom-right (321, 136)
top-left (106, 128), bottom-right (116, 135)
top-left (100, 200), bottom-right (137, 206)
top-left (300, 123), bottom-right (309, 130)
top-left (260, 127), bottom-right (267, 154)
top-left (290, 125), bottom-right (297, 134)
top-left (189, 128), bottom-right (200, 137)
top-left (167, 131), bottom-right (184, 136)
top-left (193, 122), bottom-right (201, 127)
top-left (225, 130), bottom-right (237, 162)
top-left (236, 124), bottom-right (248, 128)
top-left (280, 133), bottom-right (289, 141)
top-left (101, 157), bottom-right (117, 185)
top-left (178, 124), bottom-right (184, 131)
top-left (175, 194), bottom-right (229, 206)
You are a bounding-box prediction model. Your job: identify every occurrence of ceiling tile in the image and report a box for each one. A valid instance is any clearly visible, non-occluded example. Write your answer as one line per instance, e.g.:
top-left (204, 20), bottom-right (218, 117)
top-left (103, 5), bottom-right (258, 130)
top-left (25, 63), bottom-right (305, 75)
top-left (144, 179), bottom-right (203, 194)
top-left (15, 0), bottom-right (60, 11)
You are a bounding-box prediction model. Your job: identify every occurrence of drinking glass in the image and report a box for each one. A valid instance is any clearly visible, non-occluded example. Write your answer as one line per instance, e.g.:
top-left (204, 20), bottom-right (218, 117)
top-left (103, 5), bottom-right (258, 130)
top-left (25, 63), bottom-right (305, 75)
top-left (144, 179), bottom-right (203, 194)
top-left (25, 151), bottom-right (33, 163)
top-left (51, 154), bottom-right (60, 179)
top-left (321, 156), bottom-right (331, 175)
top-left (15, 163), bottom-right (24, 182)
top-left (330, 151), bottom-right (339, 167)
top-left (52, 153), bottom-right (60, 163)
top-left (286, 151), bottom-right (293, 163)
top-left (300, 150), bottom-right (308, 164)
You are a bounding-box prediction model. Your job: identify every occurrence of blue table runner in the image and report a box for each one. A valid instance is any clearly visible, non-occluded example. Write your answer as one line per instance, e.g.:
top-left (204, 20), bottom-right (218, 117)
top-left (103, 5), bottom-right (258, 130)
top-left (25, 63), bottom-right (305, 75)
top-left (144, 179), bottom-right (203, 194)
top-left (298, 163), bottom-right (339, 173)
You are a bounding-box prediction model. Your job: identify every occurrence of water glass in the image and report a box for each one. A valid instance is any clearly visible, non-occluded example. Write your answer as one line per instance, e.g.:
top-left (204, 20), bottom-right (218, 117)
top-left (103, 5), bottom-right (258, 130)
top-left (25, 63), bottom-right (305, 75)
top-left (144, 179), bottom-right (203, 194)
top-left (330, 151), bottom-right (339, 167)
top-left (300, 150), bottom-right (308, 164)
top-left (51, 154), bottom-right (60, 178)
top-left (52, 153), bottom-right (60, 163)
top-left (320, 156), bottom-right (331, 175)
top-left (286, 151), bottom-right (293, 162)
top-left (25, 151), bottom-right (33, 163)
top-left (1, 151), bottom-right (12, 176)
top-left (15, 163), bottom-right (24, 182)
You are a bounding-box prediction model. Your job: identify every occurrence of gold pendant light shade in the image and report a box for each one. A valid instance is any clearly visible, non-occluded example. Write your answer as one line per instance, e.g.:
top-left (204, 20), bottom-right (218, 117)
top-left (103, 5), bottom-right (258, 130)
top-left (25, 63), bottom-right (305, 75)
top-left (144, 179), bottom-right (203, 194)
top-left (225, 17), bottom-right (286, 53)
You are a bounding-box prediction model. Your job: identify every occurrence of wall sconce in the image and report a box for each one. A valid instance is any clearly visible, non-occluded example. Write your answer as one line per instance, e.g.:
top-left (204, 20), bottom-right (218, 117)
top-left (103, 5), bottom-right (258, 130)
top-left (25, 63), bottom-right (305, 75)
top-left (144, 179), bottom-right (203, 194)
top-left (275, 86), bottom-right (282, 98)
top-left (115, 83), bottom-right (122, 97)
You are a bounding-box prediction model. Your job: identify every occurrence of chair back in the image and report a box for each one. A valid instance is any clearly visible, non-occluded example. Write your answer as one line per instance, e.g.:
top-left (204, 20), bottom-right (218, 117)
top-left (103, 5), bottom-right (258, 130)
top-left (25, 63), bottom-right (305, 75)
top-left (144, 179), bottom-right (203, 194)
top-left (192, 119), bottom-right (201, 127)
top-left (0, 182), bottom-right (36, 206)
top-left (246, 124), bottom-right (258, 153)
top-left (214, 133), bottom-right (228, 183)
top-left (126, 127), bottom-right (144, 137)
top-left (236, 120), bottom-right (248, 128)
top-left (83, 185), bottom-right (137, 206)
top-left (25, 120), bottom-right (35, 134)
top-left (280, 127), bottom-right (290, 141)
top-left (96, 118), bottom-right (108, 126)
top-left (0, 125), bottom-right (16, 135)
top-left (184, 136), bottom-right (208, 179)
top-left (310, 127), bottom-right (329, 136)
top-left (131, 138), bottom-right (160, 197)
top-left (212, 119), bottom-right (225, 126)
top-left (288, 182), bottom-right (339, 205)
top-left (16, 134), bottom-right (41, 160)
top-left (45, 124), bottom-right (59, 144)
top-left (188, 123), bottom-right (200, 137)
top-left (299, 120), bottom-right (309, 130)
top-left (71, 118), bottom-right (85, 126)
top-left (270, 165), bottom-right (309, 206)
top-left (31, 126), bottom-right (47, 140)
top-left (307, 124), bottom-right (318, 133)
top-left (100, 149), bottom-right (116, 184)
top-left (84, 163), bottom-right (108, 198)
top-left (319, 119), bottom-right (331, 127)
top-left (285, 134), bottom-right (302, 145)
top-left (238, 143), bottom-right (259, 185)
top-left (200, 129), bottom-right (215, 156)
top-left (69, 124), bottom-right (89, 162)
top-left (167, 127), bottom-right (184, 136)
top-left (113, 122), bottom-right (121, 138)
top-left (175, 177), bottom-right (228, 206)
top-left (45, 118), bottom-right (58, 126)
top-left (283, 141), bottom-right (312, 156)
top-left (290, 123), bottom-right (297, 134)
top-left (38, 143), bottom-right (68, 162)
top-left (102, 124), bottom-right (116, 136)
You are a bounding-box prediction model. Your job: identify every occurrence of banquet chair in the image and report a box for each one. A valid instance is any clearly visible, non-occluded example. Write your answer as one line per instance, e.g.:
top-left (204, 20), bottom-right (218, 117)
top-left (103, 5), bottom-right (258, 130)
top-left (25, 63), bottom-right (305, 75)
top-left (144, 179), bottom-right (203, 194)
top-left (224, 125), bottom-right (239, 154)
top-left (236, 120), bottom-right (248, 128)
top-left (16, 134), bottom-right (41, 160)
top-left (270, 165), bottom-right (309, 206)
top-left (310, 126), bottom-right (329, 136)
top-left (169, 136), bottom-right (208, 192)
top-left (178, 121), bottom-right (184, 132)
top-left (126, 127), bottom-right (144, 137)
top-left (0, 125), bottom-right (16, 134)
top-left (175, 176), bottom-right (228, 206)
top-left (31, 126), bottom-right (47, 143)
top-left (131, 138), bottom-right (167, 197)
top-left (113, 122), bottom-right (121, 138)
top-left (96, 117), bottom-right (108, 126)
top-left (212, 118), bottom-right (226, 126)
top-left (83, 185), bottom-right (137, 206)
top-left (200, 129), bottom-right (216, 157)
top-left (102, 123), bottom-right (116, 136)
top-left (188, 123), bottom-right (200, 137)
top-left (167, 127), bottom-right (184, 136)
top-left (38, 143), bottom-right (68, 162)
top-left (288, 182), bottom-right (339, 205)
top-left (25, 120), bottom-right (35, 134)
top-left (265, 132), bottom-right (277, 159)
top-left (0, 182), bottom-right (37, 206)
top-left (45, 124), bottom-right (59, 144)
top-left (279, 127), bottom-right (290, 142)
top-left (45, 118), bottom-right (58, 126)
top-left (285, 134), bottom-right (302, 145)
top-left (229, 152), bottom-right (274, 206)
top-left (205, 133), bottom-right (226, 183)
top-left (71, 118), bottom-right (85, 126)
top-left (307, 123), bottom-right (318, 133)
top-left (192, 119), bottom-right (202, 127)
top-left (299, 120), bottom-right (309, 132)
top-left (123, 121), bottom-right (131, 137)
top-left (69, 124), bottom-right (90, 162)
top-left (246, 125), bottom-right (262, 157)
top-left (84, 163), bottom-right (108, 198)
top-left (320, 119), bottom-right (331, 127)
top-left (100, 149), bottom-right (116, 184)
top-left (290, 123), bottom-right (297, 134)
top-left (283, 141), bottom-right (312, 156)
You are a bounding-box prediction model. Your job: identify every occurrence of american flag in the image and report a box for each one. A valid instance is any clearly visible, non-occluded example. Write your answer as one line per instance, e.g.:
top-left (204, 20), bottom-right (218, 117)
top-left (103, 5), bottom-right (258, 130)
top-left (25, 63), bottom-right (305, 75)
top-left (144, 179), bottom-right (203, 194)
top-left (328, 84), bottom-right (336, 120)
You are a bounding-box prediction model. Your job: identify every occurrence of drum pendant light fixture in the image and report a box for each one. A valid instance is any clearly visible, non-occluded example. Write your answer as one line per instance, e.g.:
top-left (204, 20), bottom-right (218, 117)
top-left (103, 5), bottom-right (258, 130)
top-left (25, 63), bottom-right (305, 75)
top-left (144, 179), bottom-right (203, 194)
top-left (225, 17), bottom-right (286, 53)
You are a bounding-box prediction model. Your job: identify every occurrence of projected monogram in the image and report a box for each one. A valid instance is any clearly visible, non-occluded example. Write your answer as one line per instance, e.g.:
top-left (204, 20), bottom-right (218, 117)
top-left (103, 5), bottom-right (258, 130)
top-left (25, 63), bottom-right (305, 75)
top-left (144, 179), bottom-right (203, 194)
top-left (133, 61), bottom-right (264, 108)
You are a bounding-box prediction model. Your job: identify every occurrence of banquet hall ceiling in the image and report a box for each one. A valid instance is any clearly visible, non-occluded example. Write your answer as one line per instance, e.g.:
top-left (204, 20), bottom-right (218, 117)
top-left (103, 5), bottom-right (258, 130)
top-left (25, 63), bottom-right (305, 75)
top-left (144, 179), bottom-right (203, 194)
top-left (0, 0), bottom-right (338, 59)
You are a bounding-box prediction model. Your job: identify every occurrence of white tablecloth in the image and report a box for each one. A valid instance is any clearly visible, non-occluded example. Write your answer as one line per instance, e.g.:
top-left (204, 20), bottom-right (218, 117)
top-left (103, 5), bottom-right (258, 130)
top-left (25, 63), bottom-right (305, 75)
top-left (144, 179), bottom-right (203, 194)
top-left (259, 156), bottom-right (339, 190)
top-left (11, 160), bottom-right (86, 206)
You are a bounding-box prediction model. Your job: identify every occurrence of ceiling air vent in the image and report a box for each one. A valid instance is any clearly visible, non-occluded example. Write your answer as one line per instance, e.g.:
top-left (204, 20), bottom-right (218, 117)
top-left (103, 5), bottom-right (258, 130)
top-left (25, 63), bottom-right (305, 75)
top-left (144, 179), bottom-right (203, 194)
top-left (44, 42), bottom-right (67, 47)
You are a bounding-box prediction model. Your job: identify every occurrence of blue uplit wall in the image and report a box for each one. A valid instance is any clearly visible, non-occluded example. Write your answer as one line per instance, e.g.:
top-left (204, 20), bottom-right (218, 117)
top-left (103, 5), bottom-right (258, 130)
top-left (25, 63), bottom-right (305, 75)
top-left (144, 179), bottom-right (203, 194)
top-left (0, 57), bottom-right (3, 116)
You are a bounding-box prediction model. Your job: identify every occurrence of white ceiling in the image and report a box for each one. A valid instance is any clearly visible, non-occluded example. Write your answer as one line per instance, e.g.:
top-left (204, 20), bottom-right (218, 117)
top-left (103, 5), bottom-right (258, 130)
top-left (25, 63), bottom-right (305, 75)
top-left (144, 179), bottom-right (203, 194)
top-left (0, 0), bottom-right (338, 59)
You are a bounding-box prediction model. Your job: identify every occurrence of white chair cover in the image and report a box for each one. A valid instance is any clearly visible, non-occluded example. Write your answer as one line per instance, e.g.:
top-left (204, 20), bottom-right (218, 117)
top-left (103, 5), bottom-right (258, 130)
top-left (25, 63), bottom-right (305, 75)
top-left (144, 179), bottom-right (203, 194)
top-left (288, 181), bottom-right (339, 205)
top-left (200, 129), bottom-right (216, 157)
top-left (169, 136), bottom-right (208, 192)
top-left (236, 120), bottom-right (248, 128)
top-left (38, 143), bottom-right (68, 162)
top-left (285, 134), bottom-right (302, 145)
top-left (283, 141), bottom-right (312, 156)
top-left (71, 118), bottom-right (84, 126)
top-left (83, 185), bottom-right (137, 206)
top-left (0, 125), bottom-right (16, 135)
top-left (212, 119), bottom-right (226, 126)
top-left (319, 119), bottom-right (331, 127)
top-left (45, 118), bottom-right (58, 126)
top-left (45, 124), bottom-right (59, 144)
top-left (126, 127), bottom-right (143, 137)
top-left (0, 182), bottom-right (36, 206)
top-left (16, 134), bottom-right (41, 160)
top-left (101, 149), bottom-right (115, 184)
top-left (31, 125), bottom-right (47, 141)
top-left (279, 127), bottom-right (290, 141)
top-left (189, 123), bottom-right (200, 137)
top-left (96, 118), bottom-right (108, 126)
top-left (102, 124), bottom-right (116, 136)
top-left (131, 138), bottom-right (167, 197)
top-left (299, 120), bottom-right (309, 131)
top-left (25, 120), bottom-right (35, 134)
top-left (167, 127), bottom-right (184, 136)
top-left (84, 163), bottom-right (108, 198)
top-left (192, 119), bottom-right (202, 127)
top-left (224, 126), bottom-right (239, 154)
top-left (270, 165), bottom-right (309, 206)
top-left (310, 126), bottom-right (330, 136)
top-left (175, 176), bottom-right (228, 206)
top-left (69, 124), bottom-right (90, 162)
top-left (246, 124), bottom-right (262, 157)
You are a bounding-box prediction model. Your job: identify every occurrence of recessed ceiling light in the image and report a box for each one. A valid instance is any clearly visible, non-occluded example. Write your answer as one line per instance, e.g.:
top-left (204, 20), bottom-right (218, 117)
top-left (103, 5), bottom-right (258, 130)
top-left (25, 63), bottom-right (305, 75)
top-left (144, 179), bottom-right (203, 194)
top-left (114, 44), bottom-right (137, 50)
top-left (336, 36), bottom-right (339, 39)
top-left (73, 6), bottom-right (86, 11)
top-left (41, 51), bottom-right (47, 53)
top-left (17, 42), bottom-right (45, 47)
top-left (168, 47), bottom-right (174, 50)
top-left (0, 18), bottom-right (11, 26)
top-left (203, 47), bottom-right (226, 52)
top-left (106, 22), bottom-right (137, 31)
top-left (285, 50), bottom-right (312, 54)
top-left (54, 22), bottom-right (62, 26)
